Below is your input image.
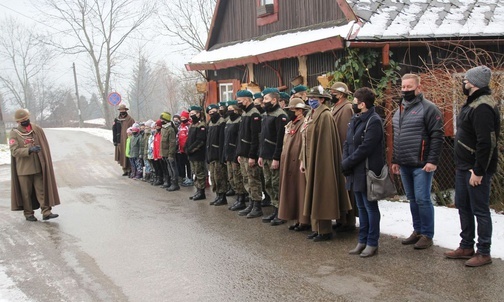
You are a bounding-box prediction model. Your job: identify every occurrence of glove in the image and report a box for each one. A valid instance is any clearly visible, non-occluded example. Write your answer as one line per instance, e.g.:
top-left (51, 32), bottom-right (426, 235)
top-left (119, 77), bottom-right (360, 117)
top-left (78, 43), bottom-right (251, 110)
top-left (114, 142), bottom-right (118, 146)
top-left (29, 146), bottom-right (41, 154)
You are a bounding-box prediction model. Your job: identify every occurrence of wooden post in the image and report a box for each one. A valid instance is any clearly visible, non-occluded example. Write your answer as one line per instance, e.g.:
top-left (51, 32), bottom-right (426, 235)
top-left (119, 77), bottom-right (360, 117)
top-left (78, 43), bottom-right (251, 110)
top-left (247, 63), bottom-right (255, 83)
top-left (72, 63), bottom-right (83, 128)
top-left (298, 56), bottom-right (308, 86)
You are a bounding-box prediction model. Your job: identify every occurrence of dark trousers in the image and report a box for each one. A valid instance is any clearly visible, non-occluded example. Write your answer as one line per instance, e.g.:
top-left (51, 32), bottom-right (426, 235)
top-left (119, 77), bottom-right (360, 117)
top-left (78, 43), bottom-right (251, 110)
top-left (355, 191), bottom-right (380, 247)
top-left (152, 159), bottom-right (164, 180)
top-left (455, 169), bottom-right (493, 255)
top-left (176, 153), bottom-right (191, 179)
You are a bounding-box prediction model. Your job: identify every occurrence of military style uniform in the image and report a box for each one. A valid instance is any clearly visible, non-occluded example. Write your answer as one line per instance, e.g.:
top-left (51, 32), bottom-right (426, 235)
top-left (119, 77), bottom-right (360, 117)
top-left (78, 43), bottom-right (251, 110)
top-left (260, 105), bottom-right (288, 208)
top-left (224, 114), bottom-right (246, 196)
top-left (185, 120), bottom-right (207, 190)
top-left (206, 114), bottom-right (227, 203)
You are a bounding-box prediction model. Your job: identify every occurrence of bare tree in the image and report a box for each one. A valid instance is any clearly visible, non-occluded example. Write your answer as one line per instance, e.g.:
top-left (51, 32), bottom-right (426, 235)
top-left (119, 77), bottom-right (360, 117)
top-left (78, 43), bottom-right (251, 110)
top-left (158, 0), bottom-right (217, 53)
top-left (0, 17), bottom-right (54, 118)
top-left (0, 93), bottom-right (6, 144)
top-left (37, 0), bottom-right (156, 127)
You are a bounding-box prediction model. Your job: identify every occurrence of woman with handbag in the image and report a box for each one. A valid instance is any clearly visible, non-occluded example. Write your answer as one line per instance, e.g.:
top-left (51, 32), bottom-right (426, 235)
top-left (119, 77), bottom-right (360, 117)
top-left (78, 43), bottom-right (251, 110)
top-left (341, 87), bottom-right (385, 257)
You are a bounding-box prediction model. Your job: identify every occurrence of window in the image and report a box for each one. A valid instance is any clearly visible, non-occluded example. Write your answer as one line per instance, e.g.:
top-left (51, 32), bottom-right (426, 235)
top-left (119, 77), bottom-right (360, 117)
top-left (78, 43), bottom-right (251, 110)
top-left (257, 0), bottom-right (278, 26)
top-left (219, 83), bottom-right (234, 102)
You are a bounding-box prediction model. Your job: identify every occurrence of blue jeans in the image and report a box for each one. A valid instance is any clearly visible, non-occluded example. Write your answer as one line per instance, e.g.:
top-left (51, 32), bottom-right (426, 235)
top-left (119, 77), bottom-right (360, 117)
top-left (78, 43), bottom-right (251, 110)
top-left (400, 166), bottom-right (435, 238)
top-left (355, 191), bottom-right (381, 247)
top-left (455, 169), bottom-right (493, 255)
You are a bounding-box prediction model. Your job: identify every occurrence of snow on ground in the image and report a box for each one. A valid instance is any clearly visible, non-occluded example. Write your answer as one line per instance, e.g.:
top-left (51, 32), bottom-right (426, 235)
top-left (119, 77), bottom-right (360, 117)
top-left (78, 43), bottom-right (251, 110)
top-left (0, 128), bottom-right (503, 299)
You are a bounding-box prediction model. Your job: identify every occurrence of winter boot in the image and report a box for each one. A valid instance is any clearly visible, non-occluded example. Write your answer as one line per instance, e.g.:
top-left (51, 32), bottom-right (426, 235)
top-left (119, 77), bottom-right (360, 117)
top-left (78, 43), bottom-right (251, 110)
top-left (270, 207), bottom-right (286, 226)
top-left (238, 201), bottom-right (254, 216)
top-left (192, 189), bottom-right (206, 201)
top-left (210, 194), bottom-right (222, 205)
top-left (246, 201), bottom-right (263, 218)
top-left (161, 175), bottom-right (170, 188)
top-left (225, 189), bottom-right (236, 196)
top-left (261, 192), bottom-right (272, 207)
top-left (262, 209), bottom-right (276, 223)
top-left (143, 173), bottom-right (151, 182)
top-left (166, 182), bottom-right (180, 191)
top-left (229, 194), bottom-right (246, 211)
top-left (214, 194), bottom-right (228, 206)
top-left (154, 175), bottom-right (163, 186)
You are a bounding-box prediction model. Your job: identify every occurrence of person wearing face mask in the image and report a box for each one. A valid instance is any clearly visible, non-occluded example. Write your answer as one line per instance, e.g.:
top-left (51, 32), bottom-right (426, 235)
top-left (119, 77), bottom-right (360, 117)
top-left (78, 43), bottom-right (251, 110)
top-left (258, 88), bottom-right (288, 225)
top-left (224, 101), bottom-right (248, 211)
top-left (329, 82), bottom-right (357, 233)
top-left (278, 98), bottom-right (310, 231)
top-left (206, 104), bottom-right (228, 206)
top-left (160, 112), bottom-right (180, 191)
top-left (235, 90), bottom-right (263, 218)
top-left (152, 120), bottom-right (165, 186)
top-left (177, 111), bottom-right (193, 187)
top-left (217, 101), bottom-right (233, 197)
top-left (129, 125), bottom-right (143, 179)
top-left (113, 104), bottom-right (135, 176)
top-left (10, 109), bottom-right (60, 221)
top-left (342, 88), bottom-right (384, 257)
top-left (391, 74), bottom-right (444, 250)
top-left (253, 93), bottom-right (265, 115)
top-left (300, 86), bottom-right (351, 242)
top-left (444, 66), bottom-right (499, 267)
top-left (290, 85), bottom-right (309, 103)
top-left (185, 106), bottom-right (207, 200)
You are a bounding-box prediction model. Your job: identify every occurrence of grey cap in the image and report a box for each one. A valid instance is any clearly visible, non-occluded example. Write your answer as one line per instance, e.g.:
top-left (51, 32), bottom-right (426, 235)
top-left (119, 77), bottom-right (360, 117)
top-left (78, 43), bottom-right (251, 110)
top-left (465, 66), bottom-right (491, 88)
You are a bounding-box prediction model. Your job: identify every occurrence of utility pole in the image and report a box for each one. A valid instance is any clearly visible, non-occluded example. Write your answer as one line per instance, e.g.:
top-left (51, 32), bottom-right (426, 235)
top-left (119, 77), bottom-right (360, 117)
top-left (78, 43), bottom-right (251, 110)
top-left (72, 63), bottom-right (83, 128)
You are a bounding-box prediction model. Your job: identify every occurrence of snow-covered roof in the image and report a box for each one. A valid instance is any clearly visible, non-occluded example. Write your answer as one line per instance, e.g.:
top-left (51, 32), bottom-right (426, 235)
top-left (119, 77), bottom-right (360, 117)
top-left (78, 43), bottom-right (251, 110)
top-left (348, 0), bottom-right (504, 40)
top-left (186, 21), bottom-right (355, 69)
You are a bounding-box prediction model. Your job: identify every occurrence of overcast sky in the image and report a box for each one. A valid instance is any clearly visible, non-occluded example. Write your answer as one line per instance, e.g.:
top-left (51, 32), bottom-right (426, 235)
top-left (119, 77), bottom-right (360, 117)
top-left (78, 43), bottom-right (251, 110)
top-left (0, 0), bottom-right (192, 102)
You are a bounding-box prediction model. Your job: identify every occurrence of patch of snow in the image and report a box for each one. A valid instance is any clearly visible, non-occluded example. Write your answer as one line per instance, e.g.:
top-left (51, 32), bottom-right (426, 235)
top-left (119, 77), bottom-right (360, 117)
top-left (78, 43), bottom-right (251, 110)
top-left (189, 22), bottom-right (355, 64)
top-left (0, 144), bottom-right (11, 166)
top-left (0, 263), bottom-right (32, 302)
top-left (51, 127), bottom-right (113, 144)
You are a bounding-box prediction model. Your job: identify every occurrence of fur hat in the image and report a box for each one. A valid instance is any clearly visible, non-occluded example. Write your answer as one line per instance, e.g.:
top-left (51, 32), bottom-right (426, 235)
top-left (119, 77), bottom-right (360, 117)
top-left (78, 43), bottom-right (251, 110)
top-left (465, 66), bottom-right (491, 88)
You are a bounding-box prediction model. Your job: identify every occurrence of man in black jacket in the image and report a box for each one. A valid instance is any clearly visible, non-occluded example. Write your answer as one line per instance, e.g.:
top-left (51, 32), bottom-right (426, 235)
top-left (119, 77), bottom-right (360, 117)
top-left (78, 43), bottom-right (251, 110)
top-left (206, 104), bottom-right (227, 206)
top-left (236, 90), bottom-right (263, 218)
top-left (392, 74), bottom-right (444, 250)
top-left (185, 106), bottom-right (207, 200)
top-left (444, 66), bottom-right (499, 267)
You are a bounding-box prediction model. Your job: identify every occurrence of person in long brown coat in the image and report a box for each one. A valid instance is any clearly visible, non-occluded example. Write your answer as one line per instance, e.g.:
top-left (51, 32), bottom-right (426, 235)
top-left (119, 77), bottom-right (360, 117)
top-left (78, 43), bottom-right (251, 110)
top-left (300, 86), bottom-right (351, 242)
top-left (113, 104), bottom-right (135, 176)
top-left (330, 82), bottom-right (357, 232)
top-left (278, 98), bottom-right (310, 231)
top-left (10, 109), bottom-right (60, 221)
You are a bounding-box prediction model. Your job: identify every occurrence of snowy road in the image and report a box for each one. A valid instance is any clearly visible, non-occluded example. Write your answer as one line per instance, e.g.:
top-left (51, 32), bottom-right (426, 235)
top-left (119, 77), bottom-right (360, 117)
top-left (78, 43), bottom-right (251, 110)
top-left (0, 129), bottom-right (503, 301)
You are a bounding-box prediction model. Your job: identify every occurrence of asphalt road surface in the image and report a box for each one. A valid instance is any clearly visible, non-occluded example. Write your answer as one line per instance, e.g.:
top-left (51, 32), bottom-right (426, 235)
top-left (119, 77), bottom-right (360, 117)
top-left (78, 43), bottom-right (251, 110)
top-left (0, 129), bottom-right (503, 301)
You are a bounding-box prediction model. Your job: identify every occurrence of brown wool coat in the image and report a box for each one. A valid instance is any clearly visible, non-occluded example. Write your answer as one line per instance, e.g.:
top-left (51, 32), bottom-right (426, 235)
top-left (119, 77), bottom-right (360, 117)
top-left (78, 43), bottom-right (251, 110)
top-left (332, 100), bottom-right (353, 148)
top-left (114, 115), bottom-right (135, 168)
top-left (301, 104), bottom-right (351, 220)
top-left (10, 124), bottom-right (61, 211)
top-left (278, 116), bottom-right (309, 224)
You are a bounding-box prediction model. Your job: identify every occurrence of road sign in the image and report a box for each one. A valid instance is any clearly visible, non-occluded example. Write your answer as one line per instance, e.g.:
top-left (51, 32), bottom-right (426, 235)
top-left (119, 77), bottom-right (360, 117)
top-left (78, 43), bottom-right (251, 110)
top-left (108, 92), bottom-right (122, 106)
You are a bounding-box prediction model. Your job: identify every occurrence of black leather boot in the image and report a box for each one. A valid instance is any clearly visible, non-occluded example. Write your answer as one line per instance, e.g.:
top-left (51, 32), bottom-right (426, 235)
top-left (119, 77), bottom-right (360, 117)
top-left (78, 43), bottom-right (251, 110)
top-left (229, 194), bottom-right (246, 211)
top-left (192, 189), bottom-right (206, 200)
top-left (225, 189), bottom-right (236, 196)
top-left (262, 209), bottom-right (276, 223)
top-left (261, 192), bottom-right (272, 207)
top-left (238, 201), bottom-right (254, 216)
top-left (247, 201), bottom-right (263, 218)
top-left (270, 207), bottom-right (286, 226)
top-left (210, 194), bottom-right (221, 205)
top-left (166, 183), bottom-right (180, 191)
top-left (214, 194), bottom-right (228, 206)
top-left (161, 175), bottom-right (170, 188)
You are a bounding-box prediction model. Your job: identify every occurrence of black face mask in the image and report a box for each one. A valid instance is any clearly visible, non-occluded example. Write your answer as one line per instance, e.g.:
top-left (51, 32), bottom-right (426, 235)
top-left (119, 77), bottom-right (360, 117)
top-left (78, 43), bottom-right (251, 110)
top-left (287, 110), bottom-right (296, 121)
top-left (462, 82), bottom-right (470, 96)
top-left (401, 90), bottom-right (416, 102)
top-left (255, 105), bottom-right (264, 114)
top-left (331, 95), bottom-right (339, 103)
top-left (210, 112), bottom-right (220, 122)
top-left (191, 115), bottom-right (199, 123)
top-left (352, 103), bottom-right (361, 114)
top-left (263, 102), bottom-right (274, 112)
top-left (237, 103), bottom-right (245, 110)
top-left (20, 119), bottom-right (31, 127)
top-left (219, 109), bottom-right (226, 117)
top-left (181, 119), bottom-right (189, 124)
top-left (119, 112), bottom-right (128, 118)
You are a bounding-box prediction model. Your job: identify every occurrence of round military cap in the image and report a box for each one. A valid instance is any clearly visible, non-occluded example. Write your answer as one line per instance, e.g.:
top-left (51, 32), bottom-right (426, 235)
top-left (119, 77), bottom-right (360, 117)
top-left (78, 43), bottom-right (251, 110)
top-left (330, 82), bottom-right (352, 94)
top-left (253, 92), bottom-right (264, 100)
top-left (290, 85), bottom-right (308, 96)
top-left (279, 92), bottom-right (290, 101)
top-left (261, 88), bottom-right (279, 97)
top-left (236, 90), bottom-right (253, 98)
top-left (227, 100), bottom-right (238, 106)
top-left (206, 104), bottom-right (219, 113)
top-left (160, 112), bottom-right (172, 122)
top-left (14, 109), bottom-right (30, 121)
top-left (188, 105), bottom-right (202, 112)
top-left (306, 85), bottom-right (331, 99)
top-left (218, 101), bottom-right (227, 107)
top-left (117, 104), bottom-right (129, 110)
top-left (286, 98), bottom-right (309, 109)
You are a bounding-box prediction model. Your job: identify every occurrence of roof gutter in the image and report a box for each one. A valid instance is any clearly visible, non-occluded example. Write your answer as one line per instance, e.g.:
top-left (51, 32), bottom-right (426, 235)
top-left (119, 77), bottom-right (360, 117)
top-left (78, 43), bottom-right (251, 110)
top-left (347, 38), bottom-right (503, 48)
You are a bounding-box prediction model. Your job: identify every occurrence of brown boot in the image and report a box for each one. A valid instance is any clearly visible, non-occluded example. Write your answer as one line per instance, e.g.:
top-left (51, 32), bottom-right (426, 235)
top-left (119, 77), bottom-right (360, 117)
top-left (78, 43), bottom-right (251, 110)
top-left (465, 253), bottom-right (492, 267)
top-left (413, 235), bottom-right (433, 249)
top-left (444, 248), bottom-right (475, 259)
top-left (401, 231), bottom-right (421, 245)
